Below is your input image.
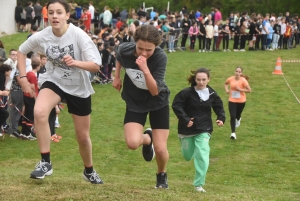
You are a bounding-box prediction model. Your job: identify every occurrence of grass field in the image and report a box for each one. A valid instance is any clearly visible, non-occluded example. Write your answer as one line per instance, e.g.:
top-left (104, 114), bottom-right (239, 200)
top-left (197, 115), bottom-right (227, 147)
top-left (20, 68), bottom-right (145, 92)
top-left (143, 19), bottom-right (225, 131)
top-left (0, 33), bottom-right (300, 201)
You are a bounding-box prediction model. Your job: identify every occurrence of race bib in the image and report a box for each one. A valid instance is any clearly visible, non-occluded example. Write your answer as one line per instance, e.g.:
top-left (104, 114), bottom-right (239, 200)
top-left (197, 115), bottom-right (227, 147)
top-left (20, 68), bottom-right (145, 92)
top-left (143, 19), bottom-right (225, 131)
top-left (232, 91), bottom-right (241, 99)
top-left (125, 68), bottom-right (148, 90)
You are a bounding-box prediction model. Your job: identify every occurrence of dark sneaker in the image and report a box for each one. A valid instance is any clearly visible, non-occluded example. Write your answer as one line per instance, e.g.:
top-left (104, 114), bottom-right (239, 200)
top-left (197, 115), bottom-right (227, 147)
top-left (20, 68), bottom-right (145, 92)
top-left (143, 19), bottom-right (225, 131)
top-left (156, 172), bottom-right (168, 189)
top-left (30, 160), bottom-right (53, 179)
top-left (82, 170), bottom-right (104, 184)
top-left (142, 128), bottom-right (155, 162)
top-left (11, 130), bottom-right (21, 138)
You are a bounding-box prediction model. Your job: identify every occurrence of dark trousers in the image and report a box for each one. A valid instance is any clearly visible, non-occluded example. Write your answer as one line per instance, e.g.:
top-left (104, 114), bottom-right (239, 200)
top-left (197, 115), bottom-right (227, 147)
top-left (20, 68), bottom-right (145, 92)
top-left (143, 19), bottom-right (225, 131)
top-left (223, 35), bottom-right (229, 49)
top-left (49, 107), bottom-right (56, 135)
top-left (283, 37), bottom-right (289, 49)
top-left (228, 101), bottom-right (246, 133)
top-left (233, 35), bottom-right (240, 49)
top-left (22, 96), bottom-right (35, 136)
top-left (255, 34), bottom-right (261, 49)
top-left (206, 38), bottom-right (212, 50)
top-left (240, 35), bottom-right (247, 49)
top-left (198, 35), bottom-right (206, 50)
top-left (181, 33), bottom-right (188, 48)
top-left (190, 35), bottom-right (196, 50)
top-left (216, 35), bottom-right (222, 49)
top-left (279, 35), bottom-right (284, 48)
top-left (0, 107), bottom-right (9, 127)
top-left (213, 36), bottom-right (218, 50)
top-left (261, 34), bottom-right (267, 50)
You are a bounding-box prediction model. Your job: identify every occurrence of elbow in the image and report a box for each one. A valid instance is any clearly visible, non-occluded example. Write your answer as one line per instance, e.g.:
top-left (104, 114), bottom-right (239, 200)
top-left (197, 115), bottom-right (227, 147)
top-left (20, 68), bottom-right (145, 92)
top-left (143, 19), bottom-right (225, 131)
top-left (91, 65), bottom-right (100, 73)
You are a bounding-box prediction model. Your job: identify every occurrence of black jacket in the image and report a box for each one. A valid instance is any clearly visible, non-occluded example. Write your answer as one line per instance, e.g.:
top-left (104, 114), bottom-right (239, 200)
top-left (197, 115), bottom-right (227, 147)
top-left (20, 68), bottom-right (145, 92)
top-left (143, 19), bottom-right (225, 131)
top-left (172, 86), bottom-right (225, 136)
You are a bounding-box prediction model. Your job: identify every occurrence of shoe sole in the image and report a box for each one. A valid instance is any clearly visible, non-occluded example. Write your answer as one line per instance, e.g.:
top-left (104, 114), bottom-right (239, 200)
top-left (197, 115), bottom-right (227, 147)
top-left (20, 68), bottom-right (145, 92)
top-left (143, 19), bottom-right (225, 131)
top-left (30, 169), bottom-right (53, 179)
top-left (230, 136), bottom-right (236, 140)
top-left (155, 185), bottom-right (169, 189)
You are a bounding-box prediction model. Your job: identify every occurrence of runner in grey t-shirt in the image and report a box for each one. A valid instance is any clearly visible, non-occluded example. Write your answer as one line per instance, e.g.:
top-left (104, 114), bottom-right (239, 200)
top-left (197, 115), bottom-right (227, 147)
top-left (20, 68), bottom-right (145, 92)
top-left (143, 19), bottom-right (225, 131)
top-left (113, 25), bottom-right (170, 189)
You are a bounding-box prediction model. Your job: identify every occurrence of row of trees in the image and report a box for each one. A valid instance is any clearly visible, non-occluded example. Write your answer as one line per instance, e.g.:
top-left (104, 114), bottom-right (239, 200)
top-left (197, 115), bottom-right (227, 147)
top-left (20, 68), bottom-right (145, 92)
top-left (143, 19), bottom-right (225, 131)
top-left (19, 0), bottom-right (299, 18)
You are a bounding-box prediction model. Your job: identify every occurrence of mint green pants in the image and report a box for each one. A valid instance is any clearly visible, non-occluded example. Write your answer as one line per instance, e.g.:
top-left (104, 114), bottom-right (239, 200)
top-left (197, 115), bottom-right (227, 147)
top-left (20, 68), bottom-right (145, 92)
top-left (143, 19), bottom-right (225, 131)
top-left (180, 133), bottom-right (210, 187)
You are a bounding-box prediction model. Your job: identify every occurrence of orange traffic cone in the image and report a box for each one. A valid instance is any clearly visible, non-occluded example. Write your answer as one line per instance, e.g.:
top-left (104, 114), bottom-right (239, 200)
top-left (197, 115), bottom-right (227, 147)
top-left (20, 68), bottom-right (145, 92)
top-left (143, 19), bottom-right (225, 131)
top-left (272, 57), bottom-right (284, 75)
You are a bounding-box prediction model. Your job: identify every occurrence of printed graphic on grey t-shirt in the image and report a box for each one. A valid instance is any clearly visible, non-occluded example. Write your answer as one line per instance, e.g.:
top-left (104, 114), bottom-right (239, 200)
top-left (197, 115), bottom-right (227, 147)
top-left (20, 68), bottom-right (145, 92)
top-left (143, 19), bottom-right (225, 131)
top-left (46, 44), bottom-right (75, 70)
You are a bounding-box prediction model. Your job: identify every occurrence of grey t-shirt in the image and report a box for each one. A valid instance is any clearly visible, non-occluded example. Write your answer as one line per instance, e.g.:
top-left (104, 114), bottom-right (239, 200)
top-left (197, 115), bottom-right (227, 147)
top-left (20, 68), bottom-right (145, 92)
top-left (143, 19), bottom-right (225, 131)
top-left (116, 42), bottom-right (169, 113)
top-left (19, 23), bottom-right (101, 98)
top-left (34, 4), bottom-right (42, 17)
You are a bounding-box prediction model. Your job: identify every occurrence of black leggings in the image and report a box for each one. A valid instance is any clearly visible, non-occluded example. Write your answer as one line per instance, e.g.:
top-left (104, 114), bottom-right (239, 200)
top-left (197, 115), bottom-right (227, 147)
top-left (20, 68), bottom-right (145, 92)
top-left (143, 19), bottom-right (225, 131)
top-left (228, 101), bottom-right (246, 133)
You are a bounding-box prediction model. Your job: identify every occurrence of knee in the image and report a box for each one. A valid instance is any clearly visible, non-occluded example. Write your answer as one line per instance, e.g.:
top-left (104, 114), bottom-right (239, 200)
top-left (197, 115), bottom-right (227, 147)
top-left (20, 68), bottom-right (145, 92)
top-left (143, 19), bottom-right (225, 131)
top-left (154, 146), bottom-right (168, 157)
top-left (77, 134), bottom-right (91, 147)
top-left (126, 140), bottom-right (140, 150)
top-left (34, 107), bottom-right (49, 122)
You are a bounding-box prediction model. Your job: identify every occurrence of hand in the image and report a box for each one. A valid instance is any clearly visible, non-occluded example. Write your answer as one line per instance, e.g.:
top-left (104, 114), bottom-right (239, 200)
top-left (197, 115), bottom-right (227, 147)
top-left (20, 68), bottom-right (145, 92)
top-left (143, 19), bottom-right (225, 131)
top-left (216, 120), bottom-right (224, 126)
top-left (226, 90), bottom-right (229, 94)
top-left (62, 55), bottom-right (78, 67)
top-left (135, 56), bottom-right (148, 73)
top-left (184, 23), bottom-right (188, 26)
top-left (187, 118), bottom-right (194, 127)
top-left (19, 78), bottom-right (35, 98)
top-left (112, 77), bottom-right (122, 92)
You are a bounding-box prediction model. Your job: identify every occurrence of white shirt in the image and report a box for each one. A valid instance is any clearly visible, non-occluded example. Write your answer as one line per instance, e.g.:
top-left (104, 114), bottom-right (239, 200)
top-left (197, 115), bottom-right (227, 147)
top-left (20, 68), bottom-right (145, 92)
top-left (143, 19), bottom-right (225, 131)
top-left (19, 23), bottom-right (102, 98)
top-left (103, 10), bottom-right (112, 25)
top-left (213, 25), bottom-right (219, 36)
top-left (89, 5), bottom-right (95, 19)
top-left (4, 58), bottom-right (17, 79)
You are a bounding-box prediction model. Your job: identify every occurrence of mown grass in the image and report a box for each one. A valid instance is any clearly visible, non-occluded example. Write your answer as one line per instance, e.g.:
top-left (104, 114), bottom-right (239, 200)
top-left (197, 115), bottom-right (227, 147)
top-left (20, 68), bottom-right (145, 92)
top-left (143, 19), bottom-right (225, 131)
top-left (0, 33), bottom-right (300, 201)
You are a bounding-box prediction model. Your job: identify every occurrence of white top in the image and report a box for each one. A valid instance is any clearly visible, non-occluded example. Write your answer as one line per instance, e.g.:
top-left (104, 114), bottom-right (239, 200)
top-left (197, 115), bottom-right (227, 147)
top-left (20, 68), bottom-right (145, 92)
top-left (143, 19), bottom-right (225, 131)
top-left (89, 5), bottom-right (95, 19)
top-left (103, 10), bottom-right (112, 25)
top-left (26, 58), bottom-right (32, 73)
top-left (19, 23), bottom-right (101, 98)
top-left (195, 88), bottom-right (209, 101)
top-left (4, 58), bottom-right (17, 79)
top-left (213, 25), bottom-right (219, 36)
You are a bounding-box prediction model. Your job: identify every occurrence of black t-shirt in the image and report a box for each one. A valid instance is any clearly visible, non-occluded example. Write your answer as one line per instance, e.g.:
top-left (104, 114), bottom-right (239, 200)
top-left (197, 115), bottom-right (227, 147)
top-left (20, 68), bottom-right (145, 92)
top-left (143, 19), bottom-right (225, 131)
top-left (25, 6), bottom-right (33, 18)
top-left (273, 24), bottom-right (281, 34)
top-left (37, 66), bottom-right (46, 78)
top-left (15, 6), bottom-right (23, 18)
top-left (199, 23), bottom-right (206, 35)
top-left (116, 42), bottom-right (169, 113)
top-left (256, 22), bottom-right (262, 32)
top-left (137, 10), bottom-right (146, 18)
top-left (229, 16), bottom-right (235, 27)
top-left (222, 24), bottom-right (230, 35)
top-left (249, 22), bottom-right (256, 34)
top-left (112, 10), bottom-right (120, 19)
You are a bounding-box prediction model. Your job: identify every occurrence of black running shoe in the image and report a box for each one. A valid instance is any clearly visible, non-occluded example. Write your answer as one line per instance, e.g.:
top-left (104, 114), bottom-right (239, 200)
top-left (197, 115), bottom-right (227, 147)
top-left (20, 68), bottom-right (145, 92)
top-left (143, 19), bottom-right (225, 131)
top-left (142, 128), bottom-right (155, 162)
top-left (11, 130), bottom-right (21, 138)
top-left (82, 170), bottom-right (104, 184)
top-left (156, 172), bottom-right (168, 189)
top-left (30, 160), bottom-right (53, 179)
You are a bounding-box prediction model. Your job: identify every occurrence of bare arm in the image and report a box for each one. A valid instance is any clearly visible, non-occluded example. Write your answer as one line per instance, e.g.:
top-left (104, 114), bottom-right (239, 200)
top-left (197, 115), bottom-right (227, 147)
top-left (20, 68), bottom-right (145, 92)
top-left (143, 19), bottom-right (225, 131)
top-left (112, 60), bottom-right (122, 92)
top-left (224, 83), bottom-right (229, 93)
top-left (62, 55), bottom-right (100, 72)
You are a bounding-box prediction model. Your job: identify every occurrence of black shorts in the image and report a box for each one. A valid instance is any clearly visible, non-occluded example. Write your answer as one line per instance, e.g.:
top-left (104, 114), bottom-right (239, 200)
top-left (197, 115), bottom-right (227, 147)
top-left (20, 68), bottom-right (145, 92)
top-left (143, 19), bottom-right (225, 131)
top-left (40, 81), bottom-right (92, 116)
top-left (15, 16), bottom-right (21, 23)
top-left (26, 17), bottom-right (32, 24)
top-left (124, 105), bottom-right (169, 129)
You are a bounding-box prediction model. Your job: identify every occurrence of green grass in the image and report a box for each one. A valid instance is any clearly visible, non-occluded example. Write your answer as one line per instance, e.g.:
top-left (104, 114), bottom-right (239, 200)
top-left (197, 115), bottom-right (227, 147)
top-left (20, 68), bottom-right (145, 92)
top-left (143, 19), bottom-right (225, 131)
top-left (1, 33), bottom-right (300, 201)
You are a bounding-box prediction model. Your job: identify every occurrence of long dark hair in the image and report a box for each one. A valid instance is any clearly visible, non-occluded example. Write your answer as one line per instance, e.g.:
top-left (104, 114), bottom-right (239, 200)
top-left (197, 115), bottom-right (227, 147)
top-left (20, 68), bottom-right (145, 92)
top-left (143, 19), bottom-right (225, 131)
top-left (187, 68), bottom-right (210, 86)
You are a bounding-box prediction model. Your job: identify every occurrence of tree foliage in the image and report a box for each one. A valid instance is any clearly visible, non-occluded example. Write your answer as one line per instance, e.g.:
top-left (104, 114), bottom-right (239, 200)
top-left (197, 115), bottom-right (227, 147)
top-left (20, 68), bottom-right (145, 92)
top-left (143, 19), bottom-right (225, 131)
top-left (19, 0), bottom-right (299, 17)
